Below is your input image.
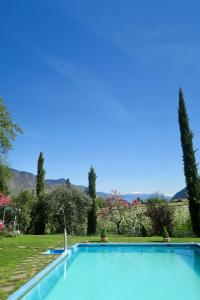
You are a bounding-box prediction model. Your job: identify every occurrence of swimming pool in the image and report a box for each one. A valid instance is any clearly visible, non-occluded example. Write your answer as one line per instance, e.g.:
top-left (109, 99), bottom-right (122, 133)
top-left (9, 243), bottom-right (200, 300)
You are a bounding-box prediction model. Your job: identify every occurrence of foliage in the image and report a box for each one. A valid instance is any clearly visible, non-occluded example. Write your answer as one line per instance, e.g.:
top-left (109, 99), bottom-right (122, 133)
top-left (65, 178), bottom-right (71, 188)
top-left (42, 185), bottom-right (92, 235)
top-left (0, 97), bottom-right (22, 158)
top-left (13, 190), bottom-right (36, 233)
top-left (32, 193), bottom-right (49, 234)
top-left (172, 201), bottom-right (192, 236)
top-left (0, 163), bottom-right (10, 194)
top-left (88, 166), bottom-right (96, 199)
top-left (96, 197), bottom-right (106, 208)
top-left (97, 197), bottom-right (192, 237)
top-left (163, 226), bottom-right (169, 238)
top-left (98, 195), bottom-right (151, 236)
top-left (146, 199), bottom-right (174, 235)
top-left (97, 205), bottom-right (152, 236)
top-left (0, 193), bottom-right (12, 207)
top-left (101, 228), bottom-right (107, 238)
top-left (178, 89), bottom-right (200, 236)
top-left (105, 198), bottom-right (129, 234)
top-left (34, 152), bottom-right (46, 234)
top-left (87, 166), bottom-right (97, 235)
top-left (0, 97), bottom-right (22, 196)
top-left (36, 152), bottom-right (45, 196)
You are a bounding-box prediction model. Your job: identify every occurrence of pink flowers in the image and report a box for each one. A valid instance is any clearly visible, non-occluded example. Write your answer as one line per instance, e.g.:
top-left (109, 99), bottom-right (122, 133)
top-left (0, 193), bottom-right (12, 207)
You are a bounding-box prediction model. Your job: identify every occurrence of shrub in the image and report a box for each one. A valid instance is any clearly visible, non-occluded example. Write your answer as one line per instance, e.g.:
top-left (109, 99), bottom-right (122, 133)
top-left (146, 199), bottom-right (174, 236)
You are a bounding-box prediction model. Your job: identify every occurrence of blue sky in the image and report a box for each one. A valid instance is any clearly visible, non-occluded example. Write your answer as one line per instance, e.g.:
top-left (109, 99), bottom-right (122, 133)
top-left (1, 0), bottom-right (200, 195)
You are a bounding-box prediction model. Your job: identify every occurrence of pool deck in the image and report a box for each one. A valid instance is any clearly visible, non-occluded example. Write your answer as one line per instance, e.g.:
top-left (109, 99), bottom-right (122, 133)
top-left (8, 242), bottom-right (200, 300)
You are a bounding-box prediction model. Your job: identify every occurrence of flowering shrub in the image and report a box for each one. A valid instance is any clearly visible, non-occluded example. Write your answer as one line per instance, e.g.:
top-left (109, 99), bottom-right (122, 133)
top-left (0, 194), bottom-right (12, 207)
top-left (97, 199), bottom-right (191, 236)
top-left (172, 201), bottom-right (192, 236)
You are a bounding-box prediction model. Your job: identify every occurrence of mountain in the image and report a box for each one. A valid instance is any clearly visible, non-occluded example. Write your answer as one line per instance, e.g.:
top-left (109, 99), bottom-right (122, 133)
top-left (171, 187), bottom-right (188, 200)
top-left (8, 169), bottom-right (171, 201)
top-left (8, 169), bottom-right (68, 195)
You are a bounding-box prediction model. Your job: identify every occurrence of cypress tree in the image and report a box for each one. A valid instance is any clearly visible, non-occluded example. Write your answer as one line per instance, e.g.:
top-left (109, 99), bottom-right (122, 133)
top-left (178, 89), bottom-right (200, 236)
top-left (34, 152), bottom-right (46, 234)
top-left (87, 166), bottom-right (97, 235)
top-left (36, 152), bottom-right (45, 196)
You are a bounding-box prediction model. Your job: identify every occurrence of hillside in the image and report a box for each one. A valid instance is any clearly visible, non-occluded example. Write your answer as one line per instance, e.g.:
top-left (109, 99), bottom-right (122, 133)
top-left (8, 169), bottom-right (70, 195)
top-left (8, 169), bottom-right (171, 201)
top-left (171, 187), bottom-right (188, 200)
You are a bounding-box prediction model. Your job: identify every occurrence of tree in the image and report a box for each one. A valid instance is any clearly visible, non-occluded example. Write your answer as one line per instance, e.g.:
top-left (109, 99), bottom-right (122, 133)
top-left (146, 199), bottom-right (174, 235)
top-left (0, 162), bottom-right (10, 194)
top-left (65, 178), bottom-right (71, 188)
top-left (87, 166), bottom-right (97, 235)
top-left (0, 97), bottom-right (22, 193)
top-left (0, 97), bottom-right (22, 157)
top-left (13, 190), bottom-right (36, 233)
top-left (34, 152), bottom-right (46, 234)
top-left (178, 89), bottom-right (200, 236)
top-left (38, 185), bottom-right (91, 234)
top-left (32, 194), bottom-right (49, 234)
top-left (106, 197), bottom-right (129, 235)
top-left (36, 152), bottom-right (45, 196)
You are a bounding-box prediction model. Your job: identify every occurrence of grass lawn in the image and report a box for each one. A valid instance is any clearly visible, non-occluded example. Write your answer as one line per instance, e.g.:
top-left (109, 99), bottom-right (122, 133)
top-left (0, 234), bottom-right (200, 299)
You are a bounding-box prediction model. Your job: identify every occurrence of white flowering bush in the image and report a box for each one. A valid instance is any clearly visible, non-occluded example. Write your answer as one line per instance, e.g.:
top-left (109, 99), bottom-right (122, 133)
top-left (172, 201), bottom-right (192, 236)
top-left (97, 200), bottom-right (191, 236)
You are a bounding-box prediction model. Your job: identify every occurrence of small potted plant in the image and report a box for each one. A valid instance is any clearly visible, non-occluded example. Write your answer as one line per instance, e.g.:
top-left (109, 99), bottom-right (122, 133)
top-left (163, 226), bottom-right (170, 243)
top-left (101, 228), bottom-right (107, 242)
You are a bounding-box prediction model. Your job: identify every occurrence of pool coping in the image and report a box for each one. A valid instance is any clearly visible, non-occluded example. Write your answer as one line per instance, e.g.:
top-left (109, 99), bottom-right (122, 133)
top-left (8, 242), bottom-right (200, 299)
top-left (8, 249), bottom-right (70, 300)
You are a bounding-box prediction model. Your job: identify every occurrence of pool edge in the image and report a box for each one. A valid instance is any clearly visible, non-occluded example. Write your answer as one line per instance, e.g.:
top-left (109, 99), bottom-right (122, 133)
top-left (8, 242), bottom-right (200, 299)
top-left (8, 248), bottom-right (75, 300)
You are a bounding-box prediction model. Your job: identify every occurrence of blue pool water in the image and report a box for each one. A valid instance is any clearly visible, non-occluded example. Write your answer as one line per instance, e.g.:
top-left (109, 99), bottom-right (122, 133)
top-left (21, 244), bottom-right (200, 300)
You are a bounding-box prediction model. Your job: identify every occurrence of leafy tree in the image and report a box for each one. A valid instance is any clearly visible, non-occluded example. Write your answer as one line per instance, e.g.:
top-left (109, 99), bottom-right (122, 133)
top-left (178, 89), bottom-right (200, 236)
top-left (146, 199), bottom-right (174, 235)
top-left (36, 152), bottom-right (45, 196)
top-left (96, 196), bottom-right (106, 208)
top-left (106, 198), bottom-right (129, 234)
top-left (0, 97), bottom-right (22, 157)
top-left (13, 190), bottom-right (36, 233)
top-left (87, 166), bottom-right (97, 235)
top-left (42, 185), bottom-right (91, 234)
top-left (0, 97), bottom-right (22, 193)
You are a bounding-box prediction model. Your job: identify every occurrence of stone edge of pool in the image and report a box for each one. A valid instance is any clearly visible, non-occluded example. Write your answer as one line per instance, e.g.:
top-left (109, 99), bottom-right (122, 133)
top-left (8, 242), bottom-right (200, 300)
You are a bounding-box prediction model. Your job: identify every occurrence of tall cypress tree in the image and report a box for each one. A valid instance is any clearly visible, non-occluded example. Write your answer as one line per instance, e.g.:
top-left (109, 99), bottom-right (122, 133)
top-left (36, 152), bottom-right (45, 196)
top-left (87, 166), bottom-right (97, 235)
top-left (34, 152), bottom-right (46, 234)
top-left (178, 89), bottom-right (200, 236)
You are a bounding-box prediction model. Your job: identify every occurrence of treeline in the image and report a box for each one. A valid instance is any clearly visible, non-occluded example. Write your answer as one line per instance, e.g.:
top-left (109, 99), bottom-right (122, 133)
top-left (4, 153), bottom-right (98, 235)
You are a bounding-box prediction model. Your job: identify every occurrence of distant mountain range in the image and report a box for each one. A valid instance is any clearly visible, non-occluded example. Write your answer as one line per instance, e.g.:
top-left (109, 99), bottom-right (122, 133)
top-left (8, 168), bottom-right (171, 201)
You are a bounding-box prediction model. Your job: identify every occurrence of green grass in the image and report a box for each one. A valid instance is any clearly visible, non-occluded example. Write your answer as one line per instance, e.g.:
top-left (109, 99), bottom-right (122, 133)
top-left (0, 234), bottom-right (200, 299)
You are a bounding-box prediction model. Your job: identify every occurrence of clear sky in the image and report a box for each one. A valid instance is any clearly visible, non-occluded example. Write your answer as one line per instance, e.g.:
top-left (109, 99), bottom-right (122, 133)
top-left (1, 0), bottom-right (200, 195)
